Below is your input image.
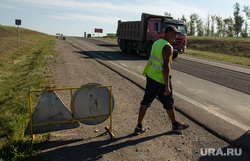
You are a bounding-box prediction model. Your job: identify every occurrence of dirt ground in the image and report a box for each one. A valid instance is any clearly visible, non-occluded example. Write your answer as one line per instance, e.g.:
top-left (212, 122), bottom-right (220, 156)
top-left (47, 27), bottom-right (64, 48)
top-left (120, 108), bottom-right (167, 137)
top-left (33, 39), bottom-right (249, 161)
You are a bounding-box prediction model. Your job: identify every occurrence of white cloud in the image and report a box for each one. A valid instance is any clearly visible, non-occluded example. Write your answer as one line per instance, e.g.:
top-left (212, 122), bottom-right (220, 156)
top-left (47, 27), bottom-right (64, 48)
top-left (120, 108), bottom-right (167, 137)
top-left (11, 0), bottom-right (213, 21)
top-left (50, 13), bottom-right (120, 25)
top-left (0, 4), bottom-right (17, 9)
top-left (14, 0), bottom-right (139, 13)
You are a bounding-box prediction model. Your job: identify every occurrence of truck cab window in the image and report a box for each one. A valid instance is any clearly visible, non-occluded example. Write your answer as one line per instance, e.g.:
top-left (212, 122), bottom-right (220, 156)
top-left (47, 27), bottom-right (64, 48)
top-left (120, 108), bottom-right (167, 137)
top-left (154, 22), bottom-right (160, 34)
top-left (162, 23), bottom-right (187, 35)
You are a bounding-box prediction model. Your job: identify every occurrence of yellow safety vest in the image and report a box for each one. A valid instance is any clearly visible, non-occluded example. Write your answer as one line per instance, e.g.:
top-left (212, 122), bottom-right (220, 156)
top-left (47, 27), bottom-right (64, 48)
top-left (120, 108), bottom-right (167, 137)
top-left (142, 39), bottom-right (172, 84)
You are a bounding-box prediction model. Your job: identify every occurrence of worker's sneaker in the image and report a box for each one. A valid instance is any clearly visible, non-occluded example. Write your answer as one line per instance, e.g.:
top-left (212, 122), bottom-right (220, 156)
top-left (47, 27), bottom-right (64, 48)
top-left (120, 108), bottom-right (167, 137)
top-left (134, 126), bottom-right (146, 135)
top-left (172, 122), bottom-right (189, 131)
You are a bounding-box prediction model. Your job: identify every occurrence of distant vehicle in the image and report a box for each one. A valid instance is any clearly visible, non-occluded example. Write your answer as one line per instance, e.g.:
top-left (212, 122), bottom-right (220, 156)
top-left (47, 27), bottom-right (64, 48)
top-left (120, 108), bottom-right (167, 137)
top-left (116, 13), bottom-right (187, 59)
top-left (56, 33), bottom-right (66, 40)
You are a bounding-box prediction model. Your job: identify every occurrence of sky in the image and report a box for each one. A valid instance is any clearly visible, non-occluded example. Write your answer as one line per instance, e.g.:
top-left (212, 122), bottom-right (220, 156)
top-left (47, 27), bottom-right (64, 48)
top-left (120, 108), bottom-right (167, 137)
top-left (0, 0), bottom-right (249, 36)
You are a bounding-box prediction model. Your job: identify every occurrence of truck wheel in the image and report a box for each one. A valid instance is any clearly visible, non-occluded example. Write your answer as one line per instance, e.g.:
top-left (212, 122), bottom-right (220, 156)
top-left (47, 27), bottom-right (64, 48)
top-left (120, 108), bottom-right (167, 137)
top-left (127, 41), bottom-right (136, 54)
top-left (173, 52), bottom-right (178, 59)
top-left (117, 38), bottom-right (120, 46)
top-left (145, 43), bottom-right (153, 56)
top-left (120, 40), bottom-right (127, 53)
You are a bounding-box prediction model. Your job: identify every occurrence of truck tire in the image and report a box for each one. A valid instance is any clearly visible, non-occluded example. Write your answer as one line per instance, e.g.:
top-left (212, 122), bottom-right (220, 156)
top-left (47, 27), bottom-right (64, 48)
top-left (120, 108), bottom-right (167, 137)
top-left (120, 40), bottom-right (127, 53)
top-left (117, 38), bottom-right (120, 46)
top-left (173, 52), bottom-right (178, 59)
top-left (127, 41), bottom-right (136, 54)
top-left (145, 43), bottom-right (153, 56)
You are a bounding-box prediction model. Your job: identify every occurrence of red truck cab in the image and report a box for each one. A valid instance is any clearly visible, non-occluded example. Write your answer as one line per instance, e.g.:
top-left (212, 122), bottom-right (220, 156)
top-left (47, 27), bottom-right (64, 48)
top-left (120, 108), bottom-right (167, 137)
top-left (146, 18), bottom-right (187, 59)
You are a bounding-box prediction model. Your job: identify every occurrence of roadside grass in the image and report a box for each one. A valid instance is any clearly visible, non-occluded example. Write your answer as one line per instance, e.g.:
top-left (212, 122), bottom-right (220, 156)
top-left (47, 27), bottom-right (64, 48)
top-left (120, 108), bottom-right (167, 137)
top-left (101, 37), bottom-right (117, 42)
top-left (187, 36), bottom-right (250, 58)
top-left (187, 36), bottom-right (250, 42)
top-left (184, 49), bottom-right (250, 66)
top-left (0, 25), bottom-right (57, 160)
top-left (96, 35), bottom-right (117, 42)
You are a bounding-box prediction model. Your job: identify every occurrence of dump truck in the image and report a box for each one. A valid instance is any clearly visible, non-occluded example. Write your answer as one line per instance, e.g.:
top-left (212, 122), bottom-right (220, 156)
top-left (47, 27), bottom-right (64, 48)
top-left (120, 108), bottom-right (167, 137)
top-left (116, 13), bottom-right (187, 59)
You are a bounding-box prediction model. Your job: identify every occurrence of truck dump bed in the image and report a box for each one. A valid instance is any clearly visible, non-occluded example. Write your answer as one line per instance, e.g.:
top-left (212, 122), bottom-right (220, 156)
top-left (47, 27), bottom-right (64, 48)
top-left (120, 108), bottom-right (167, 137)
top-left (117, 20), bottom-right (144, 41)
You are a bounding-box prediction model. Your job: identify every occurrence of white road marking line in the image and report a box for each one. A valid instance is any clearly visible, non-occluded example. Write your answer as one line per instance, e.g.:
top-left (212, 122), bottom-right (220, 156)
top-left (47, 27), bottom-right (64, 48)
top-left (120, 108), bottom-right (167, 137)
top-left (120, 63), bottom-right (128, 67)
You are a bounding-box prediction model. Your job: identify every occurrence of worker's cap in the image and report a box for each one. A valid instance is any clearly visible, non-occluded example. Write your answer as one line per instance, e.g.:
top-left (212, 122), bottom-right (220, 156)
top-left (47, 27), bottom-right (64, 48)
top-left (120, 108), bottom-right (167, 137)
top-left (165, 25), bottom-right (181, 34)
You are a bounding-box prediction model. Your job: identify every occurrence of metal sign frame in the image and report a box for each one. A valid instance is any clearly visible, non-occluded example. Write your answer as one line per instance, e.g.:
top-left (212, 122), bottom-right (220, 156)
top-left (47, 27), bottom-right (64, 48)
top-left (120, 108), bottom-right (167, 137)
top-left (94, 28), bottom-right (103, 33)
top-left (15, 19), bottom-right (21, 25)
top-left (28, 85), bottom-right (114, 144)
top-left (15, 19), bottom-right (21, 45)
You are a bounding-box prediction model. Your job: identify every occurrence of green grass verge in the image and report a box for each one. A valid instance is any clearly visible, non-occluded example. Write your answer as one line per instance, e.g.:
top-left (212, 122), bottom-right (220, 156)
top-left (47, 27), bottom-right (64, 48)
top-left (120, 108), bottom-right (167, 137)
top-left (187, 36), bottom-right (250, 58)
top-left (187, 36), bottom-right (250, 42)
top-left (95, 36), bottom-right (117, 42)
top-left (0, 25), bottom-right (57, 160)
top-left (184, 49), bottom-right (250, 66)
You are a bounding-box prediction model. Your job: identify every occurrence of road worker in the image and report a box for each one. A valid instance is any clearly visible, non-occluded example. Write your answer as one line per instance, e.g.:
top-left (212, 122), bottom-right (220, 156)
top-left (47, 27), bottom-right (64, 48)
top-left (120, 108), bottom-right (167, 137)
top-left (134, 25), bottom-right (189, 134)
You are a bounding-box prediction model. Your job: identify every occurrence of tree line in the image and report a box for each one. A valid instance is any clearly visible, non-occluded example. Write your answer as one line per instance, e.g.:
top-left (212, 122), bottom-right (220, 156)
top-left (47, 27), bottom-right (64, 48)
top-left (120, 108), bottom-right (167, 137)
top-left (165, 2), bottom-right (250, 38)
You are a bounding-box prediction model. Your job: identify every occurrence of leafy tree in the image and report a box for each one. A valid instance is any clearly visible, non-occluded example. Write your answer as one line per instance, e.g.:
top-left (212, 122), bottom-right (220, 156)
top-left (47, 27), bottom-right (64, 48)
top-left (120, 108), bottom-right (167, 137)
top-left (180, 15), bottom-right (187, 24)
top-left (222, 18), bottom-right (227, 37)
top-left (242, 5), bottom-right (250, 37)
top-left (196, 18), bottom-right (204, 36)
top-left (224, 17), bottom-right (234, 37)
top-left (233, 2), bottom-right (244, 37)
top-left (180, 15), bottom-right (188, 34)
top-left (210, 15), bottom-right (216, 36)
top-left (216, 16), bottom-right (223, 36)
top-left (243, 5), bottom-right (250, 18)
top-left (205, 14), bottom-right (210, 36)
top-left (189, 13), bottom-right (198, 36)
top-left (164, 12), bottom-right (172, 17)
top-left (166, 2), bottom-right (248, 38)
